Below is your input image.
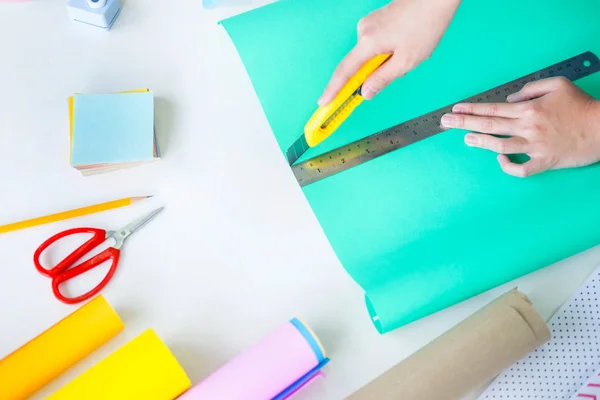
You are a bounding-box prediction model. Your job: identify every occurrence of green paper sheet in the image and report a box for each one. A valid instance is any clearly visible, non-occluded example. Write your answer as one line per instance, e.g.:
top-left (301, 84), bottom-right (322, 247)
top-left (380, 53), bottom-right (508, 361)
top-left (222, 0), bottom-right (600, 333)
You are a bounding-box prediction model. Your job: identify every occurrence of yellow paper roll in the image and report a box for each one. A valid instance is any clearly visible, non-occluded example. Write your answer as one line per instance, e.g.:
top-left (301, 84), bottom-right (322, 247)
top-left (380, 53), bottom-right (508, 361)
top-left (49, 329), bottom-right (191, 400)
top-left (0, 296), bottom-right (124, 400)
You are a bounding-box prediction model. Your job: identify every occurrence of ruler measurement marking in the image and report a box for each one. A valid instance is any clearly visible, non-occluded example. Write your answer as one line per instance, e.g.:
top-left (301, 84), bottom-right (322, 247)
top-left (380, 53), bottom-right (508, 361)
top-left (293, 52), bottom-right (600, 187)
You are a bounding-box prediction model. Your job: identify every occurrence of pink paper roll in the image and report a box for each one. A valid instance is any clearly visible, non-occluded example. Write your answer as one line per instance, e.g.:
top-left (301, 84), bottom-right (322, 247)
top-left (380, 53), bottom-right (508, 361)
top-left (178, 318), bottom-right (327, 400)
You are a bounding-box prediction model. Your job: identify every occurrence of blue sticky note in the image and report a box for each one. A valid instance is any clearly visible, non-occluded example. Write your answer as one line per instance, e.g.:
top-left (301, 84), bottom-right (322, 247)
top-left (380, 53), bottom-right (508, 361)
top-left (72, 93), bottom-right (155, 166)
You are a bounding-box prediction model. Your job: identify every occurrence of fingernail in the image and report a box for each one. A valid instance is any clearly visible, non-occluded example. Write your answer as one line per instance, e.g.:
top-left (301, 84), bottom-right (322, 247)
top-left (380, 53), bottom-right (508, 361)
top-left (317, 96), bottom-right (326, 106)
top-left (465, 134), bottom-right (477, 145)
top-left (361, 87), bottom-right (376, 100)
top-left (453, 104), bottom-right (465, 113)
top-left (507, 93), bottom-right (517, 102)
top-left (441, 114), bottom-right (455, 127)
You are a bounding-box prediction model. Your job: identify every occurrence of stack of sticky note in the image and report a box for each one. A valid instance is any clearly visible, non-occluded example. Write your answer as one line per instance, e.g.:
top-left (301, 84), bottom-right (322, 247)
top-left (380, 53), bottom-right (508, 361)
top-left (69, 89), bottom-right (160, 176)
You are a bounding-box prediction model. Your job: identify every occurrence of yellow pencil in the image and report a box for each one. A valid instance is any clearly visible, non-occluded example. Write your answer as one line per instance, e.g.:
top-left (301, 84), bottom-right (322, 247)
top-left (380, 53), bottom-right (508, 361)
top-left (0, 196), bottom-right (152, 235)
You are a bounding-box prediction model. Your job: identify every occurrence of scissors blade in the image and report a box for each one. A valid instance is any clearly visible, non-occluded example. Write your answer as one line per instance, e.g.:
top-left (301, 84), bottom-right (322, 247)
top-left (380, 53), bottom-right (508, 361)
top-left (117, 207), bottom-right (164, 242)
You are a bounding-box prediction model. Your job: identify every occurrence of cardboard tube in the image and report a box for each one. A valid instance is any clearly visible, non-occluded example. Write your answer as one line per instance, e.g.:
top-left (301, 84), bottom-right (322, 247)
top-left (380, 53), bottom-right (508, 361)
top-left (48, 329), bottom-right (191, 400)
top-left (349, 289), bottom-right (550, 400)
top-left (0, 295), bottom-right (123, 400)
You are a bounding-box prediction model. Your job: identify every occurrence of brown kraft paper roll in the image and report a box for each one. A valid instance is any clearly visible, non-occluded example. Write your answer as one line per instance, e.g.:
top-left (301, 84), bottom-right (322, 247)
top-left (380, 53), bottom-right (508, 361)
top-left (349, 289), bottom-right (550, 400)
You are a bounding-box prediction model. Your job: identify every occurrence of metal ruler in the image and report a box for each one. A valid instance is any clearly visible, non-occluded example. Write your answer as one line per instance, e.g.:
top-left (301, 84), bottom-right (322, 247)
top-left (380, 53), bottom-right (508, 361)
top-left (293, 51), bottom-right (600, 187)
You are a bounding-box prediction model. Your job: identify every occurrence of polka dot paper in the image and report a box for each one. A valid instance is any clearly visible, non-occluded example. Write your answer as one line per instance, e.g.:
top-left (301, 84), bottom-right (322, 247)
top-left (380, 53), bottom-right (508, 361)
top-left (570, 370), bottom-right (600, 400)
top-left (478, 267), bottom-right (600, 399)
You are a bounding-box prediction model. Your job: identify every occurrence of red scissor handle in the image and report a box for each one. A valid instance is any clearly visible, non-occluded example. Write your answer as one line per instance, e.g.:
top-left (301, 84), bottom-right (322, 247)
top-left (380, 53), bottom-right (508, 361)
top-left (52, 247), bottom-right (121, 305)
top-left (34, 227), bottom-right (107, 277)
top-left (34, 227), bottom-right (121, 305)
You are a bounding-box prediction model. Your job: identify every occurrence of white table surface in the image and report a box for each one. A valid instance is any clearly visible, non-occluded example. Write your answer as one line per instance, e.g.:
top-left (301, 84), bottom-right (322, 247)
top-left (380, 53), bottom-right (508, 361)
top-left (1, 1), bottom-right (600, 399)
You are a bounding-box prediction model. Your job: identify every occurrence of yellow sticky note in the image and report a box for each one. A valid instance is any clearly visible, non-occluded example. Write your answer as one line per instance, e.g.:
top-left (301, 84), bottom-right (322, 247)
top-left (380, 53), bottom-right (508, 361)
top-left (49, 329), bottom-right (191, 400)
top-left (0, 296), bottom-right (124, 400)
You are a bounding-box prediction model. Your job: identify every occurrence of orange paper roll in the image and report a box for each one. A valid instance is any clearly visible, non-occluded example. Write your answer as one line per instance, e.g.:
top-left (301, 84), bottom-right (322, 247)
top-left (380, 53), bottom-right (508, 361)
top-left (0, 296), bottom-right (124, 400)
top-left (49, 329), bottom-right (191, 400)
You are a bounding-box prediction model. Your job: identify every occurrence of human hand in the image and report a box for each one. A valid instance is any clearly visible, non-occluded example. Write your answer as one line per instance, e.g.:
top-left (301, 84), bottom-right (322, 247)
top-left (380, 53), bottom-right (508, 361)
top-left (441, 77), bottom-right (600, 177)
top-left (318, 0), bottom-right (462, 105)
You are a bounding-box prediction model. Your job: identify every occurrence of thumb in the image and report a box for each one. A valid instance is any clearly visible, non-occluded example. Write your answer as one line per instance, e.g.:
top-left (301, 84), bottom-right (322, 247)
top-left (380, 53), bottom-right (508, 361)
top-left (507, 77), bottom-right (566, 103)
top-left (361, 56), bottom-right (407, 100)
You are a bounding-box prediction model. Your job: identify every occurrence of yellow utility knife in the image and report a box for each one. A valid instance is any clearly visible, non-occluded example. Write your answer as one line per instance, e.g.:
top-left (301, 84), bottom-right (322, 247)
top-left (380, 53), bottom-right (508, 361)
top-left (286, 54), bottom-right (392, 166)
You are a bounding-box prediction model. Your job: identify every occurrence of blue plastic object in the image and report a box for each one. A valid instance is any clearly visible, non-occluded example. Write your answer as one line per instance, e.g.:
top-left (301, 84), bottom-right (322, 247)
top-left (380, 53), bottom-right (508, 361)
top-left (66, 0), bottom-right (121, 30)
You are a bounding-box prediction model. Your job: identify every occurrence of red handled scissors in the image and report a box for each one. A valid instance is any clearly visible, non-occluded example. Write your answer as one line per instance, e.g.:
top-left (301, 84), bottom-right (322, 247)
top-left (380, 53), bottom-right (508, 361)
top-left (34, 207), bottom-right (164, 304)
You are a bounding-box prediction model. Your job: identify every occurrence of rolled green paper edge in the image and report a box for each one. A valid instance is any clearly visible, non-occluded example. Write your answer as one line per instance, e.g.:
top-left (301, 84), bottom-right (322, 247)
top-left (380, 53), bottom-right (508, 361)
top-left (221, 0), bottom-right (600, 333)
